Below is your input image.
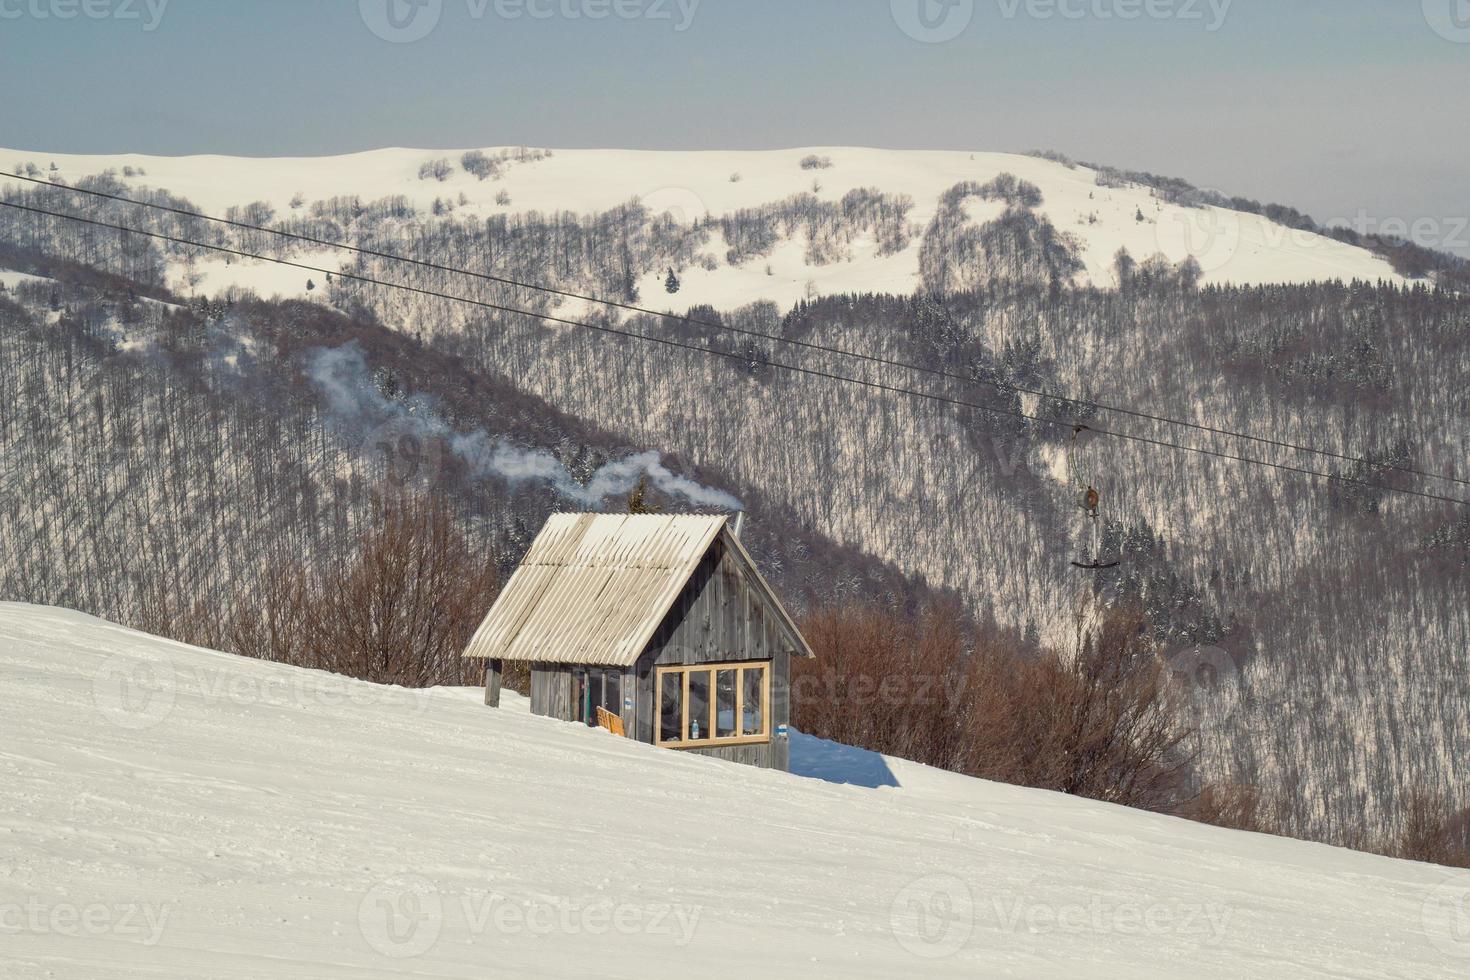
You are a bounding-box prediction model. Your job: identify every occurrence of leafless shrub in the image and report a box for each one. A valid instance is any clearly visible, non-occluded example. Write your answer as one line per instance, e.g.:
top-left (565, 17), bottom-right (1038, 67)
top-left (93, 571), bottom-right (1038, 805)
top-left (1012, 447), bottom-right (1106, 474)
top-left (1392, 788), bottom-right (1470, 868)
top-left (793, 601), bottom-right (975, 771)
top-left (1025, 149), bottom-right (1078, 170)
top-left (217, 493), bottom-right (498, 688)
top-left (461, 150), bottom-right (502, 181)
top-left (300, 493), bottom-right (497, 686)
top-left (970, 605), bottom-right (1193, 811)
top-left (418, 158), bottom-right (453, 182)
top-left (1178, 783), bottom-right (1276, 834)
top-left (795, 602), bottom-right (1192, 811)
top-left (136, 582), bottom-right (228, 654)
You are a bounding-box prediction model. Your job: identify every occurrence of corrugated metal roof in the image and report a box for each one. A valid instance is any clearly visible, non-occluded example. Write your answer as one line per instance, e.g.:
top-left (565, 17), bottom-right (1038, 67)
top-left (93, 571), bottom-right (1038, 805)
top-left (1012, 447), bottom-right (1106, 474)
top-left (462, 513), bottom-right (729, 666)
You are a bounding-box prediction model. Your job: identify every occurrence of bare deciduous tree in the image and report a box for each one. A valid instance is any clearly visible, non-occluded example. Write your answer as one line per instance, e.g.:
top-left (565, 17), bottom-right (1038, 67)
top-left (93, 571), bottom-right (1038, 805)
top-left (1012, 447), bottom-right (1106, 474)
top-left (297, 492), bottom-right (499, 687)
top-left (796, 601), bottom-right (1192, 812)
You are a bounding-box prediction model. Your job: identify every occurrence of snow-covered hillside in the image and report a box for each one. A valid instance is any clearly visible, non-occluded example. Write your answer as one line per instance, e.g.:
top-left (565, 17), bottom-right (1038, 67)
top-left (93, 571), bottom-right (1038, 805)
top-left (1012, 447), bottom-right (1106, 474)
top-left (1, 146), bottom-right (1404, 310)
top-left (2, 603), bottom-right (1465, 979)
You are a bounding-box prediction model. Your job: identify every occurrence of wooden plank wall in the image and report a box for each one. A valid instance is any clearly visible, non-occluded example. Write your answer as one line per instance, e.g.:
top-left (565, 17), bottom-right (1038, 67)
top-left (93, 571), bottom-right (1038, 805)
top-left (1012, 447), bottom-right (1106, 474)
top-left (633, 538), bottom-right (796, 770)
top-left (531, 663), bottom-right (638, 732)
top-left (618, 667), bottom-right (637, 733)
top-left (529, 664), bottom-right (574, 722)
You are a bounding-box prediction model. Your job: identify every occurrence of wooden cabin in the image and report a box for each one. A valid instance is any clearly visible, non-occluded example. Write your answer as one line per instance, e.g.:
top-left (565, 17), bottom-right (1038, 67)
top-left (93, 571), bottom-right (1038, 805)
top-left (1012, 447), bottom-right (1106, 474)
top-left (463, 513), bottom-right (815, 771)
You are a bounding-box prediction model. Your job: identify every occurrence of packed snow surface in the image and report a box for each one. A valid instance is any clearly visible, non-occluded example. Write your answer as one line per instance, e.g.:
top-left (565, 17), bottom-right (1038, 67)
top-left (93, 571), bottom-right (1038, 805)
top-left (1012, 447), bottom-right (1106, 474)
top-left (1, 146), bottom-right (1404, 308)
top-left (2, 604), bottom-right (1465, 978)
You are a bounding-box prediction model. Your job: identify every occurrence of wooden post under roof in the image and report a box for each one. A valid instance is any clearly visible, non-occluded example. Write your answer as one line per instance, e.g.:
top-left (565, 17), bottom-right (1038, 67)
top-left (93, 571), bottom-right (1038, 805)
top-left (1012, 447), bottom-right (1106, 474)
top-left (484, 659), bottom-right (503, 707)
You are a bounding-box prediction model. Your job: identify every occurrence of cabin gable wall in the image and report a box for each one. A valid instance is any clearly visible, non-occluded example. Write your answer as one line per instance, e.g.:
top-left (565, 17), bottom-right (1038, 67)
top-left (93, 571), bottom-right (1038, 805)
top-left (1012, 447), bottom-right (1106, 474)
top-left (631, 538), bottom-right (794, 770)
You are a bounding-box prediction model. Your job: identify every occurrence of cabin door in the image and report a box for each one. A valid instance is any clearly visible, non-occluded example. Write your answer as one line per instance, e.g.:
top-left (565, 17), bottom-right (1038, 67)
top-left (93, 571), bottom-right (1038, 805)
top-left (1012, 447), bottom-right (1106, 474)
top-left (571, 668), bottom-right (623, 728)
top-left (571, 669), bottom-right (590, 726)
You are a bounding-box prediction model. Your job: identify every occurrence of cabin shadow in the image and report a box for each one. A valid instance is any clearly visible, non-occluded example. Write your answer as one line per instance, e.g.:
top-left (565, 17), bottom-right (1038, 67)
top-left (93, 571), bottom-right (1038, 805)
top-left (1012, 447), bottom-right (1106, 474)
top-left (787, 732), bottom-right (900, 790)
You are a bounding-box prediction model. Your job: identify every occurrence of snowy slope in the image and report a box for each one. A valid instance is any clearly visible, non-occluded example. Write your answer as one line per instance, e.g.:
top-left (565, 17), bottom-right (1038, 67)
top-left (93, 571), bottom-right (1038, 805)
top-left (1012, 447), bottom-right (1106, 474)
top-left (1, 146), bottom-right (1404, 309)
top-left (0, 269), bottom-right (50, 291)
top-left (2, 604), bottom-right (1466, 979)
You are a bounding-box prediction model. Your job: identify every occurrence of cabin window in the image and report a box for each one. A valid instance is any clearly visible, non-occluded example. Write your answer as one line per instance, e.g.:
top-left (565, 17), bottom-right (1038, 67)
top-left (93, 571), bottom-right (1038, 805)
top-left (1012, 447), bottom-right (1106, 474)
top-left (654, 661), bottom-right (772, 749)
top-left (742, 666), bottom-right (765, 736)
top-left (715, 669), bottom-right (737, 739)
top-left (660, 672), bottom-right (683, 744)
top-left (687, 672), bottom-right (711, 741)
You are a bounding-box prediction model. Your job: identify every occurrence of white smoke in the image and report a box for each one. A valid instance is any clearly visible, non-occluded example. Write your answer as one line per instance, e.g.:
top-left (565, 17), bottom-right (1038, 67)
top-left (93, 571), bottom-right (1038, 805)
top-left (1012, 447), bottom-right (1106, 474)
top-left (453, 431), bottom-right (743, 511)
top-left (306, 343), bottom-right (442, 430)
top-left (307, 342), bottom-right (743, 511)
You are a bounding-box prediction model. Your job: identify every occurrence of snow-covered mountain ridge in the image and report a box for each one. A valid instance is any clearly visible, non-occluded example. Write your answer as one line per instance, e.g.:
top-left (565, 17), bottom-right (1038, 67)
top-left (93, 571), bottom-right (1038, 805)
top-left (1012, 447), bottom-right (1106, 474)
top-left (2, 603), bottom-right (1466, 979)
top-left (1, 145), bottom-right (1405, 310)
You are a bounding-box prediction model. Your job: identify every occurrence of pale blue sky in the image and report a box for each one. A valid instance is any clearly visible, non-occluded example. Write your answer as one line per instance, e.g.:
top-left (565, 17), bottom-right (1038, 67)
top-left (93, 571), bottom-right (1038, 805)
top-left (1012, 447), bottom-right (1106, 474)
top-left (2, 0), bottom-right (1466, 252)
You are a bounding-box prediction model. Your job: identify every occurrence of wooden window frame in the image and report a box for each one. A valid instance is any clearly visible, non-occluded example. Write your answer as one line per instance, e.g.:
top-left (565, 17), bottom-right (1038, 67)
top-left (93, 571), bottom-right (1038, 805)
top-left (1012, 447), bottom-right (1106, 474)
top-left (654, 660), bottom-right (772, 749)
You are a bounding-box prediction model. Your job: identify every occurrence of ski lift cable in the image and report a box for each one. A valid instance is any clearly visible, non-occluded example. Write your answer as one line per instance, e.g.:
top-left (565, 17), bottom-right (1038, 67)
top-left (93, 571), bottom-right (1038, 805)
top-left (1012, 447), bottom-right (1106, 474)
top-left (3, 169), bottom-right (1465, 490)
top-left (5, 197), bottom-right (1469, 510)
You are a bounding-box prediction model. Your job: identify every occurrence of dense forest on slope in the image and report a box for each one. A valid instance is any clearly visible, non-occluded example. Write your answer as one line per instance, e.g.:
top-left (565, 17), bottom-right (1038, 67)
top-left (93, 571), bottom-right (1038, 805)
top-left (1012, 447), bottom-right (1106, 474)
top-left (467, 281), bottom-right (1470, 843)
top-left (0, 249), bottom-right (941, 650)
top-left (1, 157), bottom-right (1467, 848)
